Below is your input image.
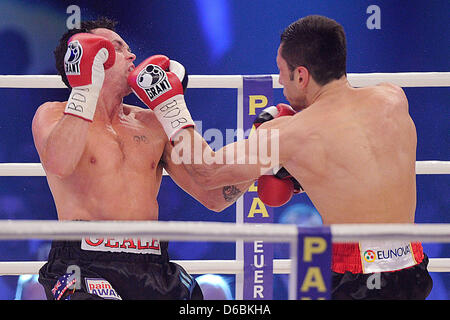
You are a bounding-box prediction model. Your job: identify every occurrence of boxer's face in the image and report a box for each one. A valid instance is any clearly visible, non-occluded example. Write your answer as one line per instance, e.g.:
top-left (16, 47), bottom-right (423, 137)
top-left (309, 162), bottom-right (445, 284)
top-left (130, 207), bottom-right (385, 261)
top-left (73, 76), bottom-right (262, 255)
top-left (91, 28), bottom-right (136, 95)
top-left (276, 45), bottom-right (307, 111)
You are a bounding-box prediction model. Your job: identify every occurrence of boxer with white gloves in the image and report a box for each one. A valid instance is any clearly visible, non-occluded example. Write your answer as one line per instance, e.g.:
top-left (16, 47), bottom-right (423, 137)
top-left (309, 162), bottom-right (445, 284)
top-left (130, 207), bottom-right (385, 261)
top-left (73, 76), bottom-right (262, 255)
top-left (33, 18), bottom-right (253, 301)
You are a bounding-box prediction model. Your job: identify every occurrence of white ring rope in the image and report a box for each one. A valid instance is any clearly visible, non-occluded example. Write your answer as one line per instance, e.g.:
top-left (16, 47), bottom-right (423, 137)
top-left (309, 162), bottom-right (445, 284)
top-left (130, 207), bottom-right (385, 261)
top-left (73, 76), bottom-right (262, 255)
top-left (0, 72), bottom-right (449, 88)
top-left (1, 74), bottom-right (449, 282)
top-left (1, 161), bottom-right (449, 176)
top-left (1, 73), bottom-right (449, 298)
top-left (1, 258), bottom-right (450, 276)
top-left (1, 72), bottom-right (448, 178)
top-left (0, 163), bottom-right (169, 176)
top-left (0, 221), bottom-right (449, 276)
top-left (0, 220), bottom-right (450, 243)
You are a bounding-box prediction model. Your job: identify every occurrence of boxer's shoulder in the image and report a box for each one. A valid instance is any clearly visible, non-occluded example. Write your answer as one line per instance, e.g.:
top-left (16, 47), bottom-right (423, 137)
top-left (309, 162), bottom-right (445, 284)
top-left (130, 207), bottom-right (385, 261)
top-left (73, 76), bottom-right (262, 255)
top-left (375, 81), bottom-right (403, 92)
top-left (364, 83), bottom-right (409, 115)
top-left (33, 101), bottom-right (66, 126)
top-left (124, 103), bottom-right (161, 125)
top-left (373, 82), bottom-right (407, 104)
top-left (32, 101), bottom-right (67, 154)
top-left (122, 103), bottom-right (167, 138)
top-left (36, 100), bottom-right (66, 113)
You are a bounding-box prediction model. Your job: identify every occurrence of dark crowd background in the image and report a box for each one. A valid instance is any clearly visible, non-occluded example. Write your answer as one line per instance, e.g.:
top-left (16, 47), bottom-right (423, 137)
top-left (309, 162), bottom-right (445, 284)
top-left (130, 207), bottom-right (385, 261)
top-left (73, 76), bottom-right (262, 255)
top-left (0, 0), bottom-right (448, 300)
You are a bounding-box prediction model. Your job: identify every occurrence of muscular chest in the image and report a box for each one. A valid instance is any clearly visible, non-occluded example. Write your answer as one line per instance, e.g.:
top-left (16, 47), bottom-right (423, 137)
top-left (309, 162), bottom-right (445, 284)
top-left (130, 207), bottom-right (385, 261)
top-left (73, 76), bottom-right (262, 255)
top-left (83, 117), bottom-right (165, 172)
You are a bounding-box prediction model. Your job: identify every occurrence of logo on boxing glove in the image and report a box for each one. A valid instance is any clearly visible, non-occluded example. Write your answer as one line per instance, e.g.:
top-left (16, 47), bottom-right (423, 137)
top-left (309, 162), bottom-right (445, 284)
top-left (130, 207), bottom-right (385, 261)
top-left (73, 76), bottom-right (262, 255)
top-left (64, 40), bottom-right (83, 75)
top-left (136, 64), bottom-right (172, 101)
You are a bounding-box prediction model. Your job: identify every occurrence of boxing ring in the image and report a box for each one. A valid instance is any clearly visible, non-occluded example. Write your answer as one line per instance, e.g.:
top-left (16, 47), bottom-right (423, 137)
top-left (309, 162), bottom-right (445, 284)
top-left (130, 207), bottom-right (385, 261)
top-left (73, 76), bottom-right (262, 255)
top-left (0, 72), bottom-right (449, 300)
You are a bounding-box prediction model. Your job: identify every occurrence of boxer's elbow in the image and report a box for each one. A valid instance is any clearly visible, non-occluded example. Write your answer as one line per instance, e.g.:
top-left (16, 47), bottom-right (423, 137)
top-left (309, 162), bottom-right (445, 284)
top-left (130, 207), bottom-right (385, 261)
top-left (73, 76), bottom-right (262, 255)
top-left (201, 184), bottom-right (246, 212)
top-left (44, 160), bottom-right (76, 179)
top-left (201, 195), bottom-right (233, 213)
top-left (201, 198), bottom-right (227, 213)
top-left (194, 177), bottom-right (235, 212)
top-left (42, 150), bottom-right (77, 178)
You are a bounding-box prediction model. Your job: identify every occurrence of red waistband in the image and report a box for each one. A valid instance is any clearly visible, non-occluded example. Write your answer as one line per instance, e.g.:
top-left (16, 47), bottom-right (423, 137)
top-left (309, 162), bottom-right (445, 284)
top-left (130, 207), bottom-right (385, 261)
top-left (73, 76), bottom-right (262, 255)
top-left (332, 242), bottom-right (424, 274)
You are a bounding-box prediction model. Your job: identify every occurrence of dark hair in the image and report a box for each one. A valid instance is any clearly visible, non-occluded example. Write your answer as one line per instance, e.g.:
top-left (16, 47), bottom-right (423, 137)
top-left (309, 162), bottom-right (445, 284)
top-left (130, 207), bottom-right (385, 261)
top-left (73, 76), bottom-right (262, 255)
top-left (54, 17), bottom-right (118, 88)
top-left (280, 15), bottom-right (347, 85)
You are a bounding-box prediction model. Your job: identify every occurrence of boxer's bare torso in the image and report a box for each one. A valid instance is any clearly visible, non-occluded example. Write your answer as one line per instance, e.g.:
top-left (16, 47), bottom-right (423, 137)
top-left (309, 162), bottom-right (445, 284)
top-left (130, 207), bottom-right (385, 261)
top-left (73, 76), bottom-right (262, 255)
top-left (33, 100), bottom-right (252, 221)
top-left (174, 39), bottom-right (417, 225)
top-left (193, 79), bottom-right (417, 224)
top-left (32, 27), bottom-right (254, 222)
top-left (278, 81), bottom-right (417, 224)
top-left (33, 102), bottom-right (166, 221)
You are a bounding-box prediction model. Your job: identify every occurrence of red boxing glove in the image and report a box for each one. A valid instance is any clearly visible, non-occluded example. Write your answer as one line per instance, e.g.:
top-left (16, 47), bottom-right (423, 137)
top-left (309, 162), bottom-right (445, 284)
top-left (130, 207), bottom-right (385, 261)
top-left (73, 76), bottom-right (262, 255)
top-left (254, 103), bottom-right (304, 206)
top-left (273, 167), bottom-right (304, 194)
top-left (64, 33), bottom-right (115, 121)
top-left (128, 55), bottom-right (194, 141)
top-left (257, 174), bottom-right (294, 207)
top-left (65, 33), bottom-right (115, 87)
top-left (253, 103), bottom-right (295, 129)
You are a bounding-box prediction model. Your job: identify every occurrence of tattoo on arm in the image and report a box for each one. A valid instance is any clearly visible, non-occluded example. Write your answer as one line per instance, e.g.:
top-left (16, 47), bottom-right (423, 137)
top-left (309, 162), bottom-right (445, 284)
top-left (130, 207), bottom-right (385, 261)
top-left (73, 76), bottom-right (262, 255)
top-left (222, 185), bottom-right (242, 202)
top-left (133, 135), bottom-right (149, 144)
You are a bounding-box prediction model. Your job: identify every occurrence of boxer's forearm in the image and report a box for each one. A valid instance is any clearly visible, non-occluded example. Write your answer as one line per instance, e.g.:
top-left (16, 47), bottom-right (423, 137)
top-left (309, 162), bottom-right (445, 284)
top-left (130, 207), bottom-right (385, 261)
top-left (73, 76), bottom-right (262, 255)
top-left (171, 127), bottom-right (215, 180)
top-left (43, 115), bottom-right (90, 177)
top-left (172, 127), bottom-right (265, 189)
top-left (205, 180), bottom-right (257, 212)
top-left (205, 140), bottom-right (261, 188)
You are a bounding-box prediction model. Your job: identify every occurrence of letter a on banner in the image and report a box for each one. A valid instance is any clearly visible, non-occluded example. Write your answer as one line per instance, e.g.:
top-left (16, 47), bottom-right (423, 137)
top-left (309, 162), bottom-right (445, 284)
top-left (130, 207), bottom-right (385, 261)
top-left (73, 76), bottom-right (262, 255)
top-left (241, 76), bottom-right (274, 300)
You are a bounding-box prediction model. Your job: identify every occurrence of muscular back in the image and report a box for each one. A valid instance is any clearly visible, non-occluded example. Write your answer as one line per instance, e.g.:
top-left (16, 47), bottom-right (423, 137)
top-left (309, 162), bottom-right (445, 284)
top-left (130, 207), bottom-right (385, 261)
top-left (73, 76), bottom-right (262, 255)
top-left (283, 84), bottom-right (417, 223)
top-left (33, 102), bottom-right (167, 221)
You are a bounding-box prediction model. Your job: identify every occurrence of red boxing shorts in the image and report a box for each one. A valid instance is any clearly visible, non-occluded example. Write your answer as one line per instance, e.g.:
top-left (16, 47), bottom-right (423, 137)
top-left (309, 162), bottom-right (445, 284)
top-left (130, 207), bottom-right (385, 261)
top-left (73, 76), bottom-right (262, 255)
top-left (331, 241), bottom-right (433, 299)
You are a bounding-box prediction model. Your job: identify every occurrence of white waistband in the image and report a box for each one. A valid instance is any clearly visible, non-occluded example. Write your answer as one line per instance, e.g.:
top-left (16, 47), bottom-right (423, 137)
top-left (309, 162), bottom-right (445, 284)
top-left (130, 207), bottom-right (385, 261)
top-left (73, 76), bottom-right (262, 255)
top-left (360, 240), bottom-right (417, 273)
top-left (81, 237), bottom-right (161, 255)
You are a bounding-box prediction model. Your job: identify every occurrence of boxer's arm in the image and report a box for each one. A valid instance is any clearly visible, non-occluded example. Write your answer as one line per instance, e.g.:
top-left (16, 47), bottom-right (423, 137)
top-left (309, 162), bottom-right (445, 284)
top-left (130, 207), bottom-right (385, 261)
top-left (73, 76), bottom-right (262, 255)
top-left (172, 116), bottom-right (296, 190)
top-left (32, 101), bottom-right (90, 178)
top-left (162, 140), bottom-right (256, 212)
top-left (32, 33), bottom-right (114, 177)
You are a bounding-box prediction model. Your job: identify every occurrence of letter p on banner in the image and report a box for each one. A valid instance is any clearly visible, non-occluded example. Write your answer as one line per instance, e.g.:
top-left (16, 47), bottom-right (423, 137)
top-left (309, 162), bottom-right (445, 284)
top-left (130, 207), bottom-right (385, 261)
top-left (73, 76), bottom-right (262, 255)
top-left (296, 227), bottom-right (331, 300)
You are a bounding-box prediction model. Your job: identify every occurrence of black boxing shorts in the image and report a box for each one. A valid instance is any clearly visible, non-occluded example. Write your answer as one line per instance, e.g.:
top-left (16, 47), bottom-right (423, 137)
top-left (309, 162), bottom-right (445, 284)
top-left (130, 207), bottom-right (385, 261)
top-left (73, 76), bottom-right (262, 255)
top-left (38, 237), bottom-right (203, 300)
top-left (331, 241), bottom-right (433, 300)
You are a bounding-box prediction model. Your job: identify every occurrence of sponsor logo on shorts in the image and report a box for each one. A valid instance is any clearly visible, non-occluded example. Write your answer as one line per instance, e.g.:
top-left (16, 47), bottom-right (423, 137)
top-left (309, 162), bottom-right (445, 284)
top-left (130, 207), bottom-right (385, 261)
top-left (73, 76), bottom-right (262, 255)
top-left (363, 250), bottom-right (376, 262)
top-left (363, 245), bottom-right (411, 262)
top-left (85, 278), bottom-right (122, 300)
top-left (81, 237), bottom-right (161, 255)
top-left (51, 273), bottom-right (77, 300)
top-left (360, 241), bottom-right (415, 273)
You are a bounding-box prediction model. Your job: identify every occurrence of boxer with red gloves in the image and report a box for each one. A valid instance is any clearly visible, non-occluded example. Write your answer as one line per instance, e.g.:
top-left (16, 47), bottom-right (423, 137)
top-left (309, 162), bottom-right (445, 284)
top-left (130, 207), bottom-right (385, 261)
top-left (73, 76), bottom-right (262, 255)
top-left (127, 55), bottom-right (194, 142)
top-left (167, 16), bottom-right (431, 300)
top-left (253, 104), bottom-right (304, 207)
top-left (34, 18), bottom-right (256, 301)
top-left (63, 33), bottom-right (115, 121)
